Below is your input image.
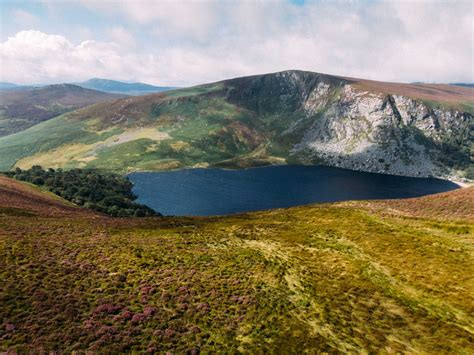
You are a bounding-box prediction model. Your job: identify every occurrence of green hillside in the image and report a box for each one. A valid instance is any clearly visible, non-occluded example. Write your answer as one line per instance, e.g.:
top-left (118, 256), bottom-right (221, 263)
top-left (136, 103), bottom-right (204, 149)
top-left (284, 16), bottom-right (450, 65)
top-left (0, 71), bottom-right (472, 178)
top-left (0, 83), bottom-right (276, 172)
top-left (0, 84), bottom-right (124, 137)
top-left (1, 176), bottom-right (473, 352)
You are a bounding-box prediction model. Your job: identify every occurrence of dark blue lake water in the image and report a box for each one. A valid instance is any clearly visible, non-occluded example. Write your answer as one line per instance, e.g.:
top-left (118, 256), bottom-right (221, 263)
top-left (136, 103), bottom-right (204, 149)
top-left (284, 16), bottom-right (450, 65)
top-left (128, 165), bottom-right (459, 216)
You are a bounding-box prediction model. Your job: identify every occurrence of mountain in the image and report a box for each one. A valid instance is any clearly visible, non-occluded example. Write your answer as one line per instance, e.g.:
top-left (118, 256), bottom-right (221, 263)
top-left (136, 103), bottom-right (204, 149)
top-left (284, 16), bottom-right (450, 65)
top-left (75, 78), bottom-right (177, 95)
top-left (0, 84), bottom-right (125, 137)
top-left (0, 82), bottom-right (21, 89)
top-left (0, 70), bottom-right (472, 178)
top-left (1, 175), bottom-right (473, 352)
top-left (450, 83), bottom-right (474, 88)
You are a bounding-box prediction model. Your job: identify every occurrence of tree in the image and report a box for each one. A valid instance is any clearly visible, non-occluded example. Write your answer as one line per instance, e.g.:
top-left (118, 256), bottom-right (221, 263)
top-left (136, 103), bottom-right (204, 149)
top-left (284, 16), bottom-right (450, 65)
top-left (5, 166), bottom-right (160, 217)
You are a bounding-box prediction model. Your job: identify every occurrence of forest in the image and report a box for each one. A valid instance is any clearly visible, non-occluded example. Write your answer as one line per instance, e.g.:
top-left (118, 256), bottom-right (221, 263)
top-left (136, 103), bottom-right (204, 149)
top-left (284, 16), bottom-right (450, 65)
top-left (4, 166), bottom-right (159, 217)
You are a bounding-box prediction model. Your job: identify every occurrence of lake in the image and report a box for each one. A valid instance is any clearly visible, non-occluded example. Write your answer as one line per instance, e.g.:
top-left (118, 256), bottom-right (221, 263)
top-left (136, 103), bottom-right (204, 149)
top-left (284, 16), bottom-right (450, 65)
top-left (128, 165), bottom-right (460, 216)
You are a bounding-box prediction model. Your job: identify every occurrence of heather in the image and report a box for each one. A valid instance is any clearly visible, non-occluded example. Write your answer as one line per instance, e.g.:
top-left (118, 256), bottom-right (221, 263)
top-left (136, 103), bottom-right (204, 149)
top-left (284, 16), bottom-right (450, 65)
top-left (1, 177), bottom-right (473, 352)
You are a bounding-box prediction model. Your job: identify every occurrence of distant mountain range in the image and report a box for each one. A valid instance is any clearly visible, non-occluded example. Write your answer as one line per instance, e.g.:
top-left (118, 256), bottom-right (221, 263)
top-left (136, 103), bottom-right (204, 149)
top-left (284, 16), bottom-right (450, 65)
top-left (0, 84), bottom-right (124, 137)
top-left (0, 79), bottom-right (177, 96)
top-left (0, 82), bottom-right (21, 89)
top-left (0, 70), bottom-right (471, 179)
top-left (74, 78), bottom-right (177, 95)
top-left (450, 83), bottom-right (474, 88)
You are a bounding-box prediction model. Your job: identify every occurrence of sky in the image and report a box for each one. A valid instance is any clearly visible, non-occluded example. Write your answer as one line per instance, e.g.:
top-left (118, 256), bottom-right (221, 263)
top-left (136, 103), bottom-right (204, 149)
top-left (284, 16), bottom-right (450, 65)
top-left (0, 0), bottom-right (473, 87)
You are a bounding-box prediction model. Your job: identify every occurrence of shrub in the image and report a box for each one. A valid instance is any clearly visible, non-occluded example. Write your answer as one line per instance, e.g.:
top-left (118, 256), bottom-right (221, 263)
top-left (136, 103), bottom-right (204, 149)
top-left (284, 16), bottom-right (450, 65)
top-left (32, 177), bottom-right (45, 185)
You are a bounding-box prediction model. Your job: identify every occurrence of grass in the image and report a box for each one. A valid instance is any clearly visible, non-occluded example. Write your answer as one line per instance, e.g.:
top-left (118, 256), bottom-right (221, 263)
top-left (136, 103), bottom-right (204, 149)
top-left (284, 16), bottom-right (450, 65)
top-left (0, 84), bottom-right (123, 137)
top-left (0, 94), bottom-right (269, 173)
top-left (1, 177), bottom-right (473, 352)
top-left (0, 115), bottom-right (102, 171)
top-left (163, 83), bottom-right (224, 98)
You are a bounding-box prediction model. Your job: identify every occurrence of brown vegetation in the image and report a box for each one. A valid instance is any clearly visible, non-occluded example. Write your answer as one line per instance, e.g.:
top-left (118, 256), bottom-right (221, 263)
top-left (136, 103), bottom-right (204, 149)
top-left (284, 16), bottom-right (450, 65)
top-left (345, 187), bottom-right (474, 222)
top-left (0, 176), bottom-right (98, 218)
top-left (348, 77), bottom-right (473, 104)
top-left (0, 84), bottom-right (125, 136)
top-left (1, 177), bottom-right (473, 352)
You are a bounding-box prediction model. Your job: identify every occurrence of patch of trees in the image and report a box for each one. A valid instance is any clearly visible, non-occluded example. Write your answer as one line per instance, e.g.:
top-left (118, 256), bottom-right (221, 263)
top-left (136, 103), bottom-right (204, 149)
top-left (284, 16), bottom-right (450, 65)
top-left (5, 166), bottom-right (159, 217)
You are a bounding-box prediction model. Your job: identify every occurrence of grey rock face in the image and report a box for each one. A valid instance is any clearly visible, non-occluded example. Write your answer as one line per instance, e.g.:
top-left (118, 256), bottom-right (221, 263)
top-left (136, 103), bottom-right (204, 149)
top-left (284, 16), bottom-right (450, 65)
top-left (284, 78), bottom-right (473, 179)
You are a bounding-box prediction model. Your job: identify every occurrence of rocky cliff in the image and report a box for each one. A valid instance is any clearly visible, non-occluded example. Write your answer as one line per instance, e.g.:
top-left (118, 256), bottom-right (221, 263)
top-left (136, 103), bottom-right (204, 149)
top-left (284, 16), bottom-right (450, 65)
top-left (296, 83), bottom-right (472, 178)
top-left (226, 71), bottom-right (473, 179)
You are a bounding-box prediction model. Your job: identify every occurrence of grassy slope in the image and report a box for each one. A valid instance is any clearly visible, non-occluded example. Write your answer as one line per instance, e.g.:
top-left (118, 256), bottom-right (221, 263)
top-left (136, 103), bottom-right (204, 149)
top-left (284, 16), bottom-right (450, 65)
top-left (0, 71), bottom-right (471, 174)
top-left (0, 176), bottom-right (95, 218)
top-left (1, 178), bottom-right (472, 352)
top-left (0, 84), bottom-right (124, 137)
top-left (0, 85), bottom-right (272, 172)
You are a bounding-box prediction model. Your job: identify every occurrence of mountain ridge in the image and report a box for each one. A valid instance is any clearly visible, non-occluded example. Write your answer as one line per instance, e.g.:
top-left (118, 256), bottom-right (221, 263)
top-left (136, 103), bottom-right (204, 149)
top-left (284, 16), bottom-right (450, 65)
top-left (0, 70), bottom-right (472, 179)
top-left (450, 83), bottom-right (474, 88)
top-left (0, 84), bottom-right (125, 137)
top-left (75, 78), bottom-right (177, 95)
top-left (0, 82), bottom-right (21, 89)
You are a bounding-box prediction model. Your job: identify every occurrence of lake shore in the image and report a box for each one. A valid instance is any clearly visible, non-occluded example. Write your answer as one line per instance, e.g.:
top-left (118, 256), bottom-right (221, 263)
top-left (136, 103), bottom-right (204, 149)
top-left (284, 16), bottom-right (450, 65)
top-left (450, 179), bottom-right (473, 188)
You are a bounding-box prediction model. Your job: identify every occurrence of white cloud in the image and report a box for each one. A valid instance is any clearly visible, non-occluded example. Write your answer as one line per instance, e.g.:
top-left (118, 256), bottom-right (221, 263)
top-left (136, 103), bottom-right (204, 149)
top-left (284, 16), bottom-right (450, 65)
top-left (12, 9), bottom-right (40, 27)
top-left (0, 31), bottom-right (128, 84)
top-left (77, 26), bottom-right (94, 42)
top-left (1, 1), bottom-right (473, 86)
top-left (80, 0), bottom-right (221, 41)
top-left (106, 26), bottom-right (136, 48)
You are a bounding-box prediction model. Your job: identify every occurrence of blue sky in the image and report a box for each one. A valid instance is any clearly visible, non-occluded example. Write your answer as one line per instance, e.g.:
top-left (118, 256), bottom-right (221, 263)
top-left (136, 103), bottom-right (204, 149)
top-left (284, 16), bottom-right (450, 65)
top-left (0, 0), bottom-right (472, 86)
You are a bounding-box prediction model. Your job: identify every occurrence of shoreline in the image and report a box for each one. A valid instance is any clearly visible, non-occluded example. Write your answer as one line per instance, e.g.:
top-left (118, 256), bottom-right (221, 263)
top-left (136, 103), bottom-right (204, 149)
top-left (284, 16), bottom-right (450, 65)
top-left (450, 179), bottom-right (473, 188)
